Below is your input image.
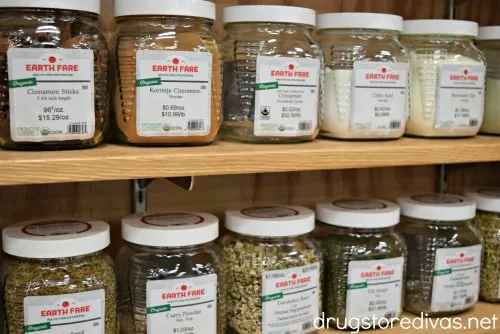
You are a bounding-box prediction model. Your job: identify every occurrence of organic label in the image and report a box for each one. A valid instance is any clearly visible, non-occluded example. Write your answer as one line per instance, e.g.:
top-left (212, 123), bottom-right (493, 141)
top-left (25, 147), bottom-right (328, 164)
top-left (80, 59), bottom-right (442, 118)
top-left (431, 245), bottom-right (482, 312)
top-left (8, 49), bottom-right (95, 142)
top-left (435, 64), bottom-right (485, 130)
top-left (254, 56), bottom-right (320, 137)
top-left (136, 50), bottom-right (212, 137)
top-left (141, 213), bottom-right (204, 227)
top-left (241, 206), bottom-right (299, 218)
top-left (345, 258), bottom-right (404, 322)
top-left (22, 220), bottom-right (91, 236)
top-left (24, 290), bottom-right (105, 333)
top-left (351, 62), bottom-right (409, 131)
top-left (261, 263), bottom-right (320, 333)
top-left (146, 275), bottom-right (217, 334)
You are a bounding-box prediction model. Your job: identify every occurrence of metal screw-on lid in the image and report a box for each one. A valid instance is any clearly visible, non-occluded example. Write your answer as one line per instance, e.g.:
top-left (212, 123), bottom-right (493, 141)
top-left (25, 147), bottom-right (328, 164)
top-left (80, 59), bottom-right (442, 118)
top-left (0, 0), bottom-right (100, 14)
top-left (115, 0), bottom-right (215, 20)
top-left (3, 218), bottom-right (110, 259)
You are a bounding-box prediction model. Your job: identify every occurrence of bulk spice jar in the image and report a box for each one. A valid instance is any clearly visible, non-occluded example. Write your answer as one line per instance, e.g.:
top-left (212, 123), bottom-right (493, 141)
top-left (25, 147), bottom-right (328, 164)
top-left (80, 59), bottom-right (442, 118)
top-left (116, 212), bottom-right (225, 334)
top-left (465, 189), bottom-right (500, 303)
top-left (477, 26), bottom-right (500, 134)
top-left (397, 194), bottom-right (483, 316)
top-left (114, 0), bottom-right (222, 145)
top-left (222, 206), bottom-right (321, 333)
top-left (316, 200), bottom-right (406, 328)
top-left (0, 0), bottom-right (108, 150)
top-left (222, 6), bottom-right (322, 143)
top-left (1, 218), bottom-right (117, 333)
top-left (401, 20), bottom-right (485, 137)
top-left (315, 13), bottom-right (410, 140)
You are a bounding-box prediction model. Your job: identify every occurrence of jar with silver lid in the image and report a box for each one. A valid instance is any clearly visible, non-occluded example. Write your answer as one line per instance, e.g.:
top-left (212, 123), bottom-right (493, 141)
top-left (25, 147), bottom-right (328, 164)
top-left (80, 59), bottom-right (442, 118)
top-left (397, 194), bottom-right (483, 316)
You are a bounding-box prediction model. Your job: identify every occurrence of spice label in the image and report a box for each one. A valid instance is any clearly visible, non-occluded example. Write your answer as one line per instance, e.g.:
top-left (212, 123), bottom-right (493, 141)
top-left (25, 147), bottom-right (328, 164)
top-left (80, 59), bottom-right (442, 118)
top-left (254, 56), bottom-right (320, 137)
top-left (345, 257), bottom-right (404, 322)
top-left (24, 289), bottom-right (105, 333)
top-left (333, 199), bottom-right (388, 210)
top-left (436, 64), bottom-right (485, 130)
top-left (141, 213), bottom-right (205, 226)
top-left (351, 62), bottom-right (409, 131)
top-left (22, 220), bottom-right (92, 236)
top-left (241, 206), bottom-right (299, 218)
top-left (431, 245), bottom-right (482, 312)
top-left (261, 262), bottom-right (320, 333)
top-left (136, 50), bottom-right (212, 137)
top-left (8, 48), bottom-right (95, 142)
top-left (146, 274), bottom-right (217, 334)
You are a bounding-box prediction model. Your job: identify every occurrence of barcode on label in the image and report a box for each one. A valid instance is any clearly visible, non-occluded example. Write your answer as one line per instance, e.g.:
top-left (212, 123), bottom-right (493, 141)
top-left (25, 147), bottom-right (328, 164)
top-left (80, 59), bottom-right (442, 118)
top-left (188, 120), bottom-right (204, 131)
top-left (384, 312), bottom-right (397, 319)
top-left (302, 321), bottom-right (313, 331)
top-left (465, 296), bottom-right (474, 304)
top-left (469, 119), bottom-right (479, 127)
top-left (67, 122), bottom-right (88, 134)
top-left (390, 121), bottom-right (401, 129)
top-left (298, 121), bottom-right (312, 131)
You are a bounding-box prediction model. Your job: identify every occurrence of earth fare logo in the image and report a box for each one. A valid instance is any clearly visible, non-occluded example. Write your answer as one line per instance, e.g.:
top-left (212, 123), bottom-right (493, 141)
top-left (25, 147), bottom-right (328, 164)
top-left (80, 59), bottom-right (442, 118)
top-left (262, 272), bottom-right (312, 303)
top-left (147, 283), bottom-right (206, 315)
top-left (450, 68), bottom-right (480, 81)
top-left (348, 264), bottom-right (395, 290)
top-left (365, 66), bottom-right (400, 80)
top-left (24, 301), bottom-right (92, 332)
top-left (25, 55), bottom-right (80, 72)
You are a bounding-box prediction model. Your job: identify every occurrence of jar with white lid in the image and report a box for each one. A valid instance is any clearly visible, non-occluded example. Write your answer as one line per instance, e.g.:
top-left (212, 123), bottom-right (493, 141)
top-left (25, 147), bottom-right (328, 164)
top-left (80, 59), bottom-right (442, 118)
top-left (221, 205), bottom-right (321, 333)
top-left (222, 6), bottom-right (323, 143)
top-left (114, 0), bottom-right (222, 146)
top-left (315, 13), bottom-right (410, 140)
top-left (477, 27), bottom-right (500, 135)
top-left (465, 188), bottom-right (500, 303)
top-left (402, 20), bottom-right (486, 137)
top-left (316, 199), bottom-right (406, 329)
top-left (397, 194), bottom-right (483, 316)
top-left (116, 212), bottom-right (225, 334)
top-left (0, 0), bottom-right (109, 150)
top-left (1, 218), bottom-right (117, 333)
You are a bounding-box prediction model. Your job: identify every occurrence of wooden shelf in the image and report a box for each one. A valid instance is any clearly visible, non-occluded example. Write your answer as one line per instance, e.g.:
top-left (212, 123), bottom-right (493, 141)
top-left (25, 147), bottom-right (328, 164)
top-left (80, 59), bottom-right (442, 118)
top-left (320, 302), bottom-right (499, 333)
top-left (1, 136), bottom-right (500, 185)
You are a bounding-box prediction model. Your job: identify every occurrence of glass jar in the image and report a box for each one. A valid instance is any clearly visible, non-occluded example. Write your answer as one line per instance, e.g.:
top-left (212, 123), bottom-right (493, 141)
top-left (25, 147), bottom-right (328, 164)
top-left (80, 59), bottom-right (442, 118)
top-left (465, 188), bottom-right (500, 303)
top-left (316, 13), bottom-right (410, 140)
top-left (477, 26), bottom-right (500, 135)
top-left (397, 194), bottom-right (483, 316)
top-left (114, 0), bottom-right (222, 146)
top-left (222, 205), bottom-right (321, 333)
top-left (401, 20), bottom-right (485, 137)
top-left (116, 212), bottom-right (225, 334)
top-left (222, 6), bottom-right (323, 143)
top-left (316, 199), bottom-right (406, 330)
top-left (1, 218), bottom-right (117, 334)
top-left (0, 1), bottom-right (108, 150)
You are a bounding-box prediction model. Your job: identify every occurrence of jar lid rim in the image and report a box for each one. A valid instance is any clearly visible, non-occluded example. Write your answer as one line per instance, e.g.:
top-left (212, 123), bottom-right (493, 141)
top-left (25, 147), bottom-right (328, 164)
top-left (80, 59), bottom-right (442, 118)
top-left (465, 188), bottom-right (500, 213)
top-left (223, 5), bottom-right (316, 26)
top-left (317, 13), bottom-right (403, 32)
top-left (122, 212), bottom-right (219, 247)
top-left (0, 0), bottom-right (100, 14)
top-left (316, 199), bottom-right (400, 229)
top-left (403, 20), bottom-right (478, 37)
top-left (397, 194), bottom-right (476, 221)
top-left (2, 218), bottom-right (110, 259)
top-left (225, 205), bottom-right (315, 237)
top-left (478, 26), bottom-right (500, 40)
top-left (114, 0), bottom-right (215, 20)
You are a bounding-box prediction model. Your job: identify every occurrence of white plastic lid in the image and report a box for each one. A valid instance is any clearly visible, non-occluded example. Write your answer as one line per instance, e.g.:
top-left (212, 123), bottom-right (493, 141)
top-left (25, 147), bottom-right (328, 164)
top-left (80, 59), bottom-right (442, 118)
top-left (223, 5), bottom-right (316, 27)
top-left (397, 194), bottom-right (476, 221)
top-left (122, 212), bottom-right (219, 247)
top-left (478, 26), bottom-right (500, 40)
top-left (115, 0), bottom-right (215, 20)
top-left (225, 205), bottom-right (315, 237)
top-left (2, 218), bottom-right (110, 259)
top-left (403, 20), bottom-right (478, 37)
top-left (465, 188), bottom-right (500, 213)
top-left (317, 13), bottom-right (403, 32)
top-left (316, 199), bottom-right (400, 229)
top-left (0, 0), bottom-right (100, 14)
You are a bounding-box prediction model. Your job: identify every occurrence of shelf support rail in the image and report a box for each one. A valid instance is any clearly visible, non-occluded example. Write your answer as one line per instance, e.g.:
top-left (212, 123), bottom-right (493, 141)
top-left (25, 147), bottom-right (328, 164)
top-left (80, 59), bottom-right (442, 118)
top-left (132, 176), bottom-right (195, 213)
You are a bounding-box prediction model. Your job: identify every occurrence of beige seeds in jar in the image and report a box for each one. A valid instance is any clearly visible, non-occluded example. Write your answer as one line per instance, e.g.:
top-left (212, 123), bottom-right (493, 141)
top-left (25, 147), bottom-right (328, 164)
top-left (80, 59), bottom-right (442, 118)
top-left (222, 205), bottom-right (321, 333)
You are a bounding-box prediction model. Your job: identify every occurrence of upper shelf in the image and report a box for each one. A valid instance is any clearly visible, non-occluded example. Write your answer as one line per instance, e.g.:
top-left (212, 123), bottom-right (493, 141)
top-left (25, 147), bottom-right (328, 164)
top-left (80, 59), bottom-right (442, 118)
top-left (1, 136), bottom-right (500, 186)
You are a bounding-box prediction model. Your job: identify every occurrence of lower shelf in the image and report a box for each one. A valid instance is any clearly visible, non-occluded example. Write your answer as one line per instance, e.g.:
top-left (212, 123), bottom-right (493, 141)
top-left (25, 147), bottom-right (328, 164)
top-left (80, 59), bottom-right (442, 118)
top-left (319, 302), bottom-right (499, 333)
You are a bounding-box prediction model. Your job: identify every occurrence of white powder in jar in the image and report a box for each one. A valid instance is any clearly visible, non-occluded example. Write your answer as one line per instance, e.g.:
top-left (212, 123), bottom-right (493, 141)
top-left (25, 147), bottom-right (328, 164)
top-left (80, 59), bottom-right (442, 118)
top-left (481, 78), bottom-right (500, 134)
top-left (406, 52), bottom-right (485, 137)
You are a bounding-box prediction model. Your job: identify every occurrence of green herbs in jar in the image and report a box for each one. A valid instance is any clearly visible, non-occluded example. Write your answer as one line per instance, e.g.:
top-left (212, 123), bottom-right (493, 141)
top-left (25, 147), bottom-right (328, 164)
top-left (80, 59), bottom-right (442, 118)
top-left (222, 205), bottom-right (322, 333)
top-left (1, 219), bottom-right (118, 334)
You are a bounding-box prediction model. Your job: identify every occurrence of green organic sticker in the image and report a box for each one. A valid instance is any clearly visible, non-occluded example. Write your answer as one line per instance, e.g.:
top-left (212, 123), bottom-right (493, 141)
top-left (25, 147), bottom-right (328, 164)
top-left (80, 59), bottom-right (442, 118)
top-left (24, 322), bottom-right (51, 332)
top-left (261, 292), bottom-right (283, 302)
top-left (9, 78), bottom-right (37, 88)
top-left (256, 82), bottom-right (278, 90)
top-left (136, 77), bottom-right (161, 87)
top-left (146, 304), bottom-right (171, 314)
